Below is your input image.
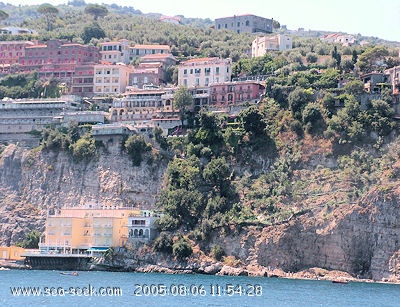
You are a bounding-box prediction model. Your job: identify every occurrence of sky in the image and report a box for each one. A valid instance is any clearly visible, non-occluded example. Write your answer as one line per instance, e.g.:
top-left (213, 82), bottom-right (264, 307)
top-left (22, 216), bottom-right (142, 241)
top-left (8, 0), bottom-right (400, 42)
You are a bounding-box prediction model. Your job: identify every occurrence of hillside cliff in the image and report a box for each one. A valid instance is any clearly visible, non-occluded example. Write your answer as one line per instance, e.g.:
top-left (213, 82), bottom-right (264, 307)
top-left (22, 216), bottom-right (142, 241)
top-left (1, 140), bottom-right (400, 282)
top-left (0, 144), bottom-right (166, 246)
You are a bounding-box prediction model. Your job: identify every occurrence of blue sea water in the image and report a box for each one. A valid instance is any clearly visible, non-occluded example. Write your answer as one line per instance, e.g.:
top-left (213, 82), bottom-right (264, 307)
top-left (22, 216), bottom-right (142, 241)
top-left (1, 270), bottom-right (400, 307)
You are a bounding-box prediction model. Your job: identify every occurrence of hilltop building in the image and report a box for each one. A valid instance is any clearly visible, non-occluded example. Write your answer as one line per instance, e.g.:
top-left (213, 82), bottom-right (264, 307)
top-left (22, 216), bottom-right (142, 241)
top-left (215, 14), bottom-right (273, 34)
top-left (321, 33), bottom-right (356, 46)
top-left (252, 34), bottom-right (292, 57)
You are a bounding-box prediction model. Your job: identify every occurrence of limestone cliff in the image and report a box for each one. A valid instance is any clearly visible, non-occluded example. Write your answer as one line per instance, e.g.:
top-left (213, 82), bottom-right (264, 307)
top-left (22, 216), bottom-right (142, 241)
top-left (0, 144), bottom-right (166, 245)
top-left (213, 185), bottom-right (400, 281)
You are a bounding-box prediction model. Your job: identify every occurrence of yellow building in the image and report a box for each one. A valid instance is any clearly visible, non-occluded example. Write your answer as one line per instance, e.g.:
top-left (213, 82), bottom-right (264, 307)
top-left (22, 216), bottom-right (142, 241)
top-left (0, 246), bottom-right (26, 260)
top-left (40, 205), bottom-right (140, 255)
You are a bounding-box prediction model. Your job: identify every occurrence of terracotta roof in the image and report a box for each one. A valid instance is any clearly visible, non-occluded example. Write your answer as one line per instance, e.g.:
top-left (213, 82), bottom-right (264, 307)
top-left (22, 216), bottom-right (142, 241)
top-left (131, 44), bottom-right (170, 50)
top-left (182, 57), bottom-right (217, 63)
top-left (62, 43), bottom-right (84, 47)
top-left (141, 53), bottom-right (175, 60)
top-left (25, 45), bottom-right (47, 49)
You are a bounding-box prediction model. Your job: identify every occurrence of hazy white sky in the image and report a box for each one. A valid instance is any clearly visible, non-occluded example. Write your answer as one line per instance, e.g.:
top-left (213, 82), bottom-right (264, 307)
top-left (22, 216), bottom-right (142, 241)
top-left (8, 0), bottom-right (400, 42)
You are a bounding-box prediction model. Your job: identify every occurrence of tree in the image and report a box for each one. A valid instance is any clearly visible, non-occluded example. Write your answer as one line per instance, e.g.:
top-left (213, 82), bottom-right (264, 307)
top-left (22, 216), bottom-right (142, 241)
top-left (124, 134), bottom-right (151, 166)
top-left (84, 4), bottom-right (108, 20)
top-left (81, 22), bottom-right (106, 44)
top-left (238, 105), bottom-right (266, 137)
top-left (357, 46), bottom-right (389, 73)
top-left (16, 230), bottom-right (41, 248)
top-left (203, 157), bottom-right (230, 190)
top-left (331, 46), bottom-right (341, 69)
top-left (174, 86), bottom-right (193, 126)
top-left (302, 102), bottom-right (324, 134)
top-left (0, 10), bottom-right (9, 23)
top-left (288, 87), bottom-right (314, 120)
top-left (344, 80), bottom-right (365, 96)
top-left (272, 20), bottom-right (280, 30)
top-left (37, 4), bottom-right (59, 31)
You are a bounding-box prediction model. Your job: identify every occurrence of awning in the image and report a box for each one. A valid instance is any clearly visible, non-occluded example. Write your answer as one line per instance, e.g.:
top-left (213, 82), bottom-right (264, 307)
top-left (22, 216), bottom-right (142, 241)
top-left (87, 247), bottom-right (109, 252)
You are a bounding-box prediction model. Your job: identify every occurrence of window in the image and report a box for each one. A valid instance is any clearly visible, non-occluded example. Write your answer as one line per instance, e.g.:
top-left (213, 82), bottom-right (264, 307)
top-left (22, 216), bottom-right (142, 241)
top-left (216, 67), bottom-right (220, 75)
top-left (190, 69), bottom-right (193, 74)
top-left (195, 78), bottom-right (200, 86)
top-left (183, 69), bottom-right (187, 75)
top-left (237, 22), bottom-right (240, 27)
top-left (225, 24), bottom-right (227, 28)
top-left (246, 20), bottom-right (250, 26)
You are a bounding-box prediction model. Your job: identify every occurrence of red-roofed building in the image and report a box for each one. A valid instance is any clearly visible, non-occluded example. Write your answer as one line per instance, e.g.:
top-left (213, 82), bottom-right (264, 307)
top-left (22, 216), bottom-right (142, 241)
top-left (19, 40), bottom-right (99, 72)
top-left (210, 80), bottom-right (265, 107)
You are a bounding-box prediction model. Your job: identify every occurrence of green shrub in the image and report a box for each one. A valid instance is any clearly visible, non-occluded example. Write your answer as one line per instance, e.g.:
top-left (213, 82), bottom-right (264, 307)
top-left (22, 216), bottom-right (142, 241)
top-left (125, 134), bottom-right (152, 166)
top-left (172, 237), bottom-right (193, 260)
top-left (71, 134), bottom-right (96, 161)
top-left (153, 232), bottom-right (173, 253)
top-left (210, 245), bottom-right (224, 261)
top-left (16, 230), bottom-right (40, 248)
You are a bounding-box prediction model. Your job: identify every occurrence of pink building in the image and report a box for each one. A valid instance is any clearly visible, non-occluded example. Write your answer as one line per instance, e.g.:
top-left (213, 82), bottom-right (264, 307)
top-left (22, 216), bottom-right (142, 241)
top-left (71, 64), bottom-right (95, 96)
top-left (0, 40), bottom-right (35, 70)
top-left (209, 81), bottom-right (265, 106)
top-left (19, 40), bottom-right (99, 72)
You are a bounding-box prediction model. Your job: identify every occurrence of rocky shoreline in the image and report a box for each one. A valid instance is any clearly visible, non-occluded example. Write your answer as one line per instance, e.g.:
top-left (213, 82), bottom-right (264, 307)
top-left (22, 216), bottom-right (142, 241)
top-left (3, 259), bottom-right (397, 284)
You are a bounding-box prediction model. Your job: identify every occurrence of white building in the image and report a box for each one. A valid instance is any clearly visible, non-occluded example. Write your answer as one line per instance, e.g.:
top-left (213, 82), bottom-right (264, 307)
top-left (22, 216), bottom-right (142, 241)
top-left (127, 210), bottom-right (162, 241)
top-left (99, 39), bottom-right (131, 64)
top-left (178, 57), bottom-right (232, 87)
top-left (0, 27), bottom-right (36, 35)
top-left (129, 44), bottom-right (171, 62)
top-left (252, 34), bottom-right (292, 57)
top-left (93, 63), bottom-right (133, 96)
top-left (321, 33), bottom-right (356, 46)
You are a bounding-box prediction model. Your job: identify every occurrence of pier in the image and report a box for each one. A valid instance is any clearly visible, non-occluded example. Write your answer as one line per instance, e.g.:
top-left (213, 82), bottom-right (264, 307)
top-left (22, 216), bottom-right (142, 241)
top-left (23, 253), bottom-right (92, 271)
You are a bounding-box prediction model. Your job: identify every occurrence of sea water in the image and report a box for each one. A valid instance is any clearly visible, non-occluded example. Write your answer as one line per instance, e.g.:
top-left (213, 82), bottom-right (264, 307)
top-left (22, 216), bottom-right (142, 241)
top-left (1, 269), bottom-right (400, 306)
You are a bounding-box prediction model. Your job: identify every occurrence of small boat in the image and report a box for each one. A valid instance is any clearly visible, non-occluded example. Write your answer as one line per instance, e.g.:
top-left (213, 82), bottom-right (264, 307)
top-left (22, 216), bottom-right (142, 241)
top-left (60, 271), bottom-right (79, 276)
top-left (332, 280), bottom-right (348, 284)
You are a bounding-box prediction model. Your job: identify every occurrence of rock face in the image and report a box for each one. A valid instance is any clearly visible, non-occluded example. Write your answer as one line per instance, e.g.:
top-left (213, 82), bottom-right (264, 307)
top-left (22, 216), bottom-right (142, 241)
top-left (214, 186), bottom-right (400, 281)
top-left (0, 144), bottom-right (166, 245)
